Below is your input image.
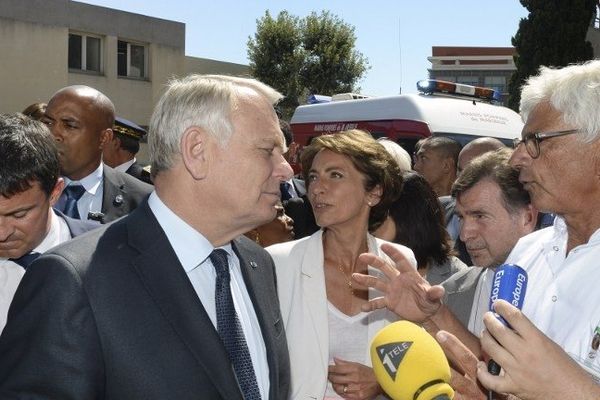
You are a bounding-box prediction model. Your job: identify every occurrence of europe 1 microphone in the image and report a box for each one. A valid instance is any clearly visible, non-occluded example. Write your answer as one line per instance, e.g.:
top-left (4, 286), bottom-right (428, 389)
top-left (486, 263), bottom-right (528, 400)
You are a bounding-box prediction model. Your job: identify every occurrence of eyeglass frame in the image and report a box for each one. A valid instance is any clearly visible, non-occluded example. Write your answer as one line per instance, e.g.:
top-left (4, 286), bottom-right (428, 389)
top-left (512, 129), bottom-right (579, 159)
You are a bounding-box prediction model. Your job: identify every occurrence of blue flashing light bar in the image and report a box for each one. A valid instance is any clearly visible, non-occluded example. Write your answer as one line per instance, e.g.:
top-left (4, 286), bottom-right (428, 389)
top-left (417, 79), bottom-right (500, 102)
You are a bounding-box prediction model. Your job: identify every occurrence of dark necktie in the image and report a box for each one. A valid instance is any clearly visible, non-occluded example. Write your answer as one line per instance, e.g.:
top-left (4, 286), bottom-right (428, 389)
top-left (280, 181), bottom-right (293, 201)
top-left (63, 184), bottom-right (86, 219)
top-left (9, 251), bottom-right (41, 269)
top-left (209, 249), bottom-right (262, 400)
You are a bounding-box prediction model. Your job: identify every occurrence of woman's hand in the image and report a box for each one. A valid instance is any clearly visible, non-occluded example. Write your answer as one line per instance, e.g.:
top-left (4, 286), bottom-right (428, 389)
top-left (352, 243), bottom-right (444, 323)
top-left (328, 358), bottom-right (382, 399)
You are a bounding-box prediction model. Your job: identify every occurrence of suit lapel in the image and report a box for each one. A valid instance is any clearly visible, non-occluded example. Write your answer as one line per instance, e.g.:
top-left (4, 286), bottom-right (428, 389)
top-left (127, 203), bottom-right (243, 400)
top-left (299, 231), bottom-right (329, 375)
top-left (102, 165), bottom-right (127, 221)
top-left (232, 237), bottom-right (282, 400)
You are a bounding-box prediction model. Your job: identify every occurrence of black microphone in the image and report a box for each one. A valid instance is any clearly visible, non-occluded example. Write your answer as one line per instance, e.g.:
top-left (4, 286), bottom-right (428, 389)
top-left (486, 264), bottom-right (528, 399)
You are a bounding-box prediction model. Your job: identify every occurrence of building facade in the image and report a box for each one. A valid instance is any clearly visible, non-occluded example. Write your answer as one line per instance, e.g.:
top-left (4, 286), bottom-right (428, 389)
top-left (0, 0), bottom-right (249, 127)
top-left (427, 46), bottom-right (516, 105)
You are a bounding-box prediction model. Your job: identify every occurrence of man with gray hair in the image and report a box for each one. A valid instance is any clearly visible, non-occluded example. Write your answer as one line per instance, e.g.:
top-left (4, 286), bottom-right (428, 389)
top-left (0, 75), bottom-right (293, 399)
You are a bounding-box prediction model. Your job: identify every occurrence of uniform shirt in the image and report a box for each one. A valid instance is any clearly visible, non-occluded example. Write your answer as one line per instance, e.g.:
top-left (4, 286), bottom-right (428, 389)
top-left (0, 211), bottom-right (71, 333)
top-left (505, 216), bottom-right (600, 380)
top-left (114, 158), bottom-right (136, 174)
top-left (56, 163), bottom-right (104, 221)
top-left (147, 192), bottom-right (270, 398)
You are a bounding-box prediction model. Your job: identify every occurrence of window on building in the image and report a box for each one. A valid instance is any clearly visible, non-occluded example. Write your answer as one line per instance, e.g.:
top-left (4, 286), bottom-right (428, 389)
top-left (68, 33), bottom-right (102, 73)
top-left (484, 76), bottom-right (506, 94)
top-left (456, 76), bottom-right (480, 86)
top-left (118, 40), bottom-right (148, 79)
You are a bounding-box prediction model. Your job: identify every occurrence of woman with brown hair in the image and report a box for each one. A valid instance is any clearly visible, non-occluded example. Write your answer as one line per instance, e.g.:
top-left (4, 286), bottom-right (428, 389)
top-left (267, 129), bottom-right (416, 400)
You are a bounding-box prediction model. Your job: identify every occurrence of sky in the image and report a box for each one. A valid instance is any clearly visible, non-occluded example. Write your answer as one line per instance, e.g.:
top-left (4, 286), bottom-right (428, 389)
top-left (79, 0), bottom-right (529, 97)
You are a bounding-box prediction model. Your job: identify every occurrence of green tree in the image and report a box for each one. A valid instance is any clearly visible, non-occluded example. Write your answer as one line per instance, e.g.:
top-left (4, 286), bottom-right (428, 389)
top-left (248, 10), bottom-right (369, 118)
top-left (508, 0), bottom-right (597, 111)
top-left (247, 11), bottom-right (305, 117)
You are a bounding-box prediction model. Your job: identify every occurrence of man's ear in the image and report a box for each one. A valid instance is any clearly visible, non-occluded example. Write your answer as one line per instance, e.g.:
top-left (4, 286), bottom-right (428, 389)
top-left (180, 126), bottom-right (211, 180)
top-left (523, 204), bottom-right (539, 232)
top-left (99, 128), bottom-right (113, 150)
top-left (49, 177), bottom-right (65, 207)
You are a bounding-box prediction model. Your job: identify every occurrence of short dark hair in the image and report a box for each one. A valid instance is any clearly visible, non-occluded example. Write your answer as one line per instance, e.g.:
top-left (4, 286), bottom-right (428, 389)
top-left (300, 129), bottom-right (403, 231)
top-left (0, 113), bottom-right (59, 197)
top-left (115, 132), bottom-right (140, 154)
top-left (422, 136), bottom-right (462, 165)
top-left (389, 171), bottom-right (452, 267)
top-left (452, 148), bottom-right (530, 213)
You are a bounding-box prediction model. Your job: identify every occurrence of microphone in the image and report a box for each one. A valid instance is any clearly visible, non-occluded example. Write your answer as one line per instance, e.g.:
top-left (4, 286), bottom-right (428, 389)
top-left (486, 264), bottom-right (528, 399)
top-left (370, 321), bottom-right (454, 400)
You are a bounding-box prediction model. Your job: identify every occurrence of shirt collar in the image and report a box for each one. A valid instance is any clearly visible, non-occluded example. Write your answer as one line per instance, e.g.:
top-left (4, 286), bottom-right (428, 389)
top-left (147, 191), bottom-right (232, 273)
top-left (63, 163), bottom-right (103, 195)
top-left (114, 158), bottom-right (136, 173)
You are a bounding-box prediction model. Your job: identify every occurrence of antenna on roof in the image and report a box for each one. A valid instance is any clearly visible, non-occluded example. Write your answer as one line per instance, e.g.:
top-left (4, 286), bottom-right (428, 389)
top-left (398, 16), bottom-right (402, 94)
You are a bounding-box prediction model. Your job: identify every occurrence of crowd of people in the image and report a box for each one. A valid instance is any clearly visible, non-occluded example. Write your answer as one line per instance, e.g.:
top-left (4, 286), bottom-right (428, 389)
top-left (1, 60), bottom-right (600, 400)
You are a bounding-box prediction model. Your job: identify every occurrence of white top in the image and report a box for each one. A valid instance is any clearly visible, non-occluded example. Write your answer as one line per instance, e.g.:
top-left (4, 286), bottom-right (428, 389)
top-left (504, 216), bottom-right (600, 380)
top-left (59, 163), bottom-right (104, 221)
top-left (147, 191), bottom-right (270, 399)
top-left (0, 211), bottom-right (71, 333)
top-left (268, 230), bottom-right (417, 400)
top-left (114, 158), bottom-right (136, 174)
top-left (325, 302), bottom-right (370, 399)
top-left (467, 268), bottom-right (495, 336)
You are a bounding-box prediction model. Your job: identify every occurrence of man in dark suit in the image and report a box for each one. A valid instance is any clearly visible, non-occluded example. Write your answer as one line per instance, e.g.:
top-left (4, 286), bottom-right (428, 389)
top-left (0, 114), bottom-right (98, 333)
top-left (103, 116), bottom-right (153, 185)
top-left (42, 85), bottom-right (152, 224)
top-left (0, 75), bottom-right (292, 399)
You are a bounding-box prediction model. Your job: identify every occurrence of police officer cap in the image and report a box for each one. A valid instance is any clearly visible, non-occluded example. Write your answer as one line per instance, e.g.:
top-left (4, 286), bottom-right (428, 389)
top-left (113, 117), bottom-right (147, 141)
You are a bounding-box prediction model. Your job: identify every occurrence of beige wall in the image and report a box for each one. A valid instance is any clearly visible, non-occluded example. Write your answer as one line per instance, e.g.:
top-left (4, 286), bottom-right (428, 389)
top-left (0, 18), bottom-right (68, 113)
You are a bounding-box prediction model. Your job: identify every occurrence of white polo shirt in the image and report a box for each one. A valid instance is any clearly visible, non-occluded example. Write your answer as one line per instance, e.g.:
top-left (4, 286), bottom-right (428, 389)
top-left (505, 216), bottom-right (600, 380)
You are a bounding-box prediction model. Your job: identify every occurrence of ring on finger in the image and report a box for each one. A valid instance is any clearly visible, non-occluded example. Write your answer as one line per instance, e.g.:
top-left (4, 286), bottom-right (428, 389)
top-left (343, 385), bottom-right (348, 394)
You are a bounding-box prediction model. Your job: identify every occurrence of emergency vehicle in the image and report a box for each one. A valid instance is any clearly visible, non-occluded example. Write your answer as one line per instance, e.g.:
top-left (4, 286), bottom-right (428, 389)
top-left (290, 79), bottom-right (524, 162)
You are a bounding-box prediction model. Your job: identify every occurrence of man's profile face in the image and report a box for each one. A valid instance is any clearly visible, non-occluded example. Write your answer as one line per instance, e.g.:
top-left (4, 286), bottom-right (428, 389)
top-left (413, 145), bottom-right (446, 187)
top-left (509, 101), bottom-right (598, 215)
top-left (208, 90), bottom-right (293, 232)
top-left (0, 181), bottom-right (59, 259)
top-left (43, 90), bottom-right (108, 180)
top-left (456, 179), bottom-right (531, 268)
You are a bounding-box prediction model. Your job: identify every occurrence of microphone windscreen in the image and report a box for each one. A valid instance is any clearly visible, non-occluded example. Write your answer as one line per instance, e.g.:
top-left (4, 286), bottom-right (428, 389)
top-left (488, 264), bottom-right (528, 327)
top-left (370, 321), bottom-right (454, 400)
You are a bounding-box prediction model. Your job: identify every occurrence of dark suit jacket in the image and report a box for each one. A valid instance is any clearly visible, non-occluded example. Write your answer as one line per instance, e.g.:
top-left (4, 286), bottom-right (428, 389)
top-left (125, 161), bottom-right (153, 185)
top-left (284, 178), bottom-right (319, 240)
top-left (54, 209), bottom-right (101, 236)
top-left (0, 201), bottom-right (290, 399)
top-left (101, 165), bottom-right (152, 223)
top-left (442, 266), bottom-right (487, 328)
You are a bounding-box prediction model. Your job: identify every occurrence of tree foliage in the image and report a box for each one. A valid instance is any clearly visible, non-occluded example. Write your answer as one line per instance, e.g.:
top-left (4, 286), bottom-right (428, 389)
top-left (248, 10), bottom-right (369, 118)
top-left (508, 0), bottom-right (597, 111)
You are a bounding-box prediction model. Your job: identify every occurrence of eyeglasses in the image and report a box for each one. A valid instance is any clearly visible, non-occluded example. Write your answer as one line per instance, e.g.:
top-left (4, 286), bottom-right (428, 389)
top-left (512, 129), bottom-right (578, 159)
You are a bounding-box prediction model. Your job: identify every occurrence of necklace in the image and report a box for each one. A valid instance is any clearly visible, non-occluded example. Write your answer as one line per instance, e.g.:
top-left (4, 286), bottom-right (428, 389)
top-left (336, 264), bottom-right (355, 295)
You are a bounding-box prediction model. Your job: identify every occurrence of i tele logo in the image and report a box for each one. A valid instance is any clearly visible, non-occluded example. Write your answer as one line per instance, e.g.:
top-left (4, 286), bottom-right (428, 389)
top-left (376, 342), bottom-right (412, 380)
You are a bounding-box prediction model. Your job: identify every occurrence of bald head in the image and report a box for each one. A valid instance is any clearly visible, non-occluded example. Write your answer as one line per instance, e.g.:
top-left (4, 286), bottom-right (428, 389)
top-left (44, 85), bottom-right (116, 180)
top-left (52, 85), bottom-right (115, 129)
top-left (458, 137), bottom-right (506, 173)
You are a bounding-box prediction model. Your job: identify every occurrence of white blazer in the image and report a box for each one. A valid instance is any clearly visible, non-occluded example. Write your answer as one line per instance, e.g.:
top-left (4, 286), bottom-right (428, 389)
top-left (267, 230), bottom-right (417, 400)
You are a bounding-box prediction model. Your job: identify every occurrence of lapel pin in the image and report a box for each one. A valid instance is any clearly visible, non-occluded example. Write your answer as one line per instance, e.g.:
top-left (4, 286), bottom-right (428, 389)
top-left (249, 261), bottom-right (258, 269)
top-left (113, 194), bottom-right (124, 206)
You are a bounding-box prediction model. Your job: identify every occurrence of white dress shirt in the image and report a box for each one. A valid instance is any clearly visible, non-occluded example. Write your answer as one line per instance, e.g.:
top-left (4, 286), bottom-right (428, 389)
top-left (147, 192), bottom-right (270, 398)
top-left (58, 163), bottom-right (104, 221)
top-left (114, 158), bottom-right (136, 174)
top-left (503, 216), bottom-right (600, 381)
top-left (0, 211), bottom-right (71, 333)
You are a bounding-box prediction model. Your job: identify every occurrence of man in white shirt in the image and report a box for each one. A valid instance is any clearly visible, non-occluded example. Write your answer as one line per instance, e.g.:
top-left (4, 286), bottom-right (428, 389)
top-left (0, 114), bottom-right (97, 333)
top-left (42, 85), bottom-right (152, 223)
top-left (0, 75), bottom-right (292, 399)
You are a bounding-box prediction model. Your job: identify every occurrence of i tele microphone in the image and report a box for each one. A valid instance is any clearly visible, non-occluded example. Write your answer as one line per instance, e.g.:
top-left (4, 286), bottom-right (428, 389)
top-left (486, 264), bottom-right (528, 399)
top-left (370, 321), bottom-right (454, 400)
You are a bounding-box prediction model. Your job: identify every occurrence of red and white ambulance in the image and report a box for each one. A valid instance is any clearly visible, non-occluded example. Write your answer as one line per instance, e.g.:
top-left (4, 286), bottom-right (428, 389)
top-left (290, 80), bottom-right (524, 164)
